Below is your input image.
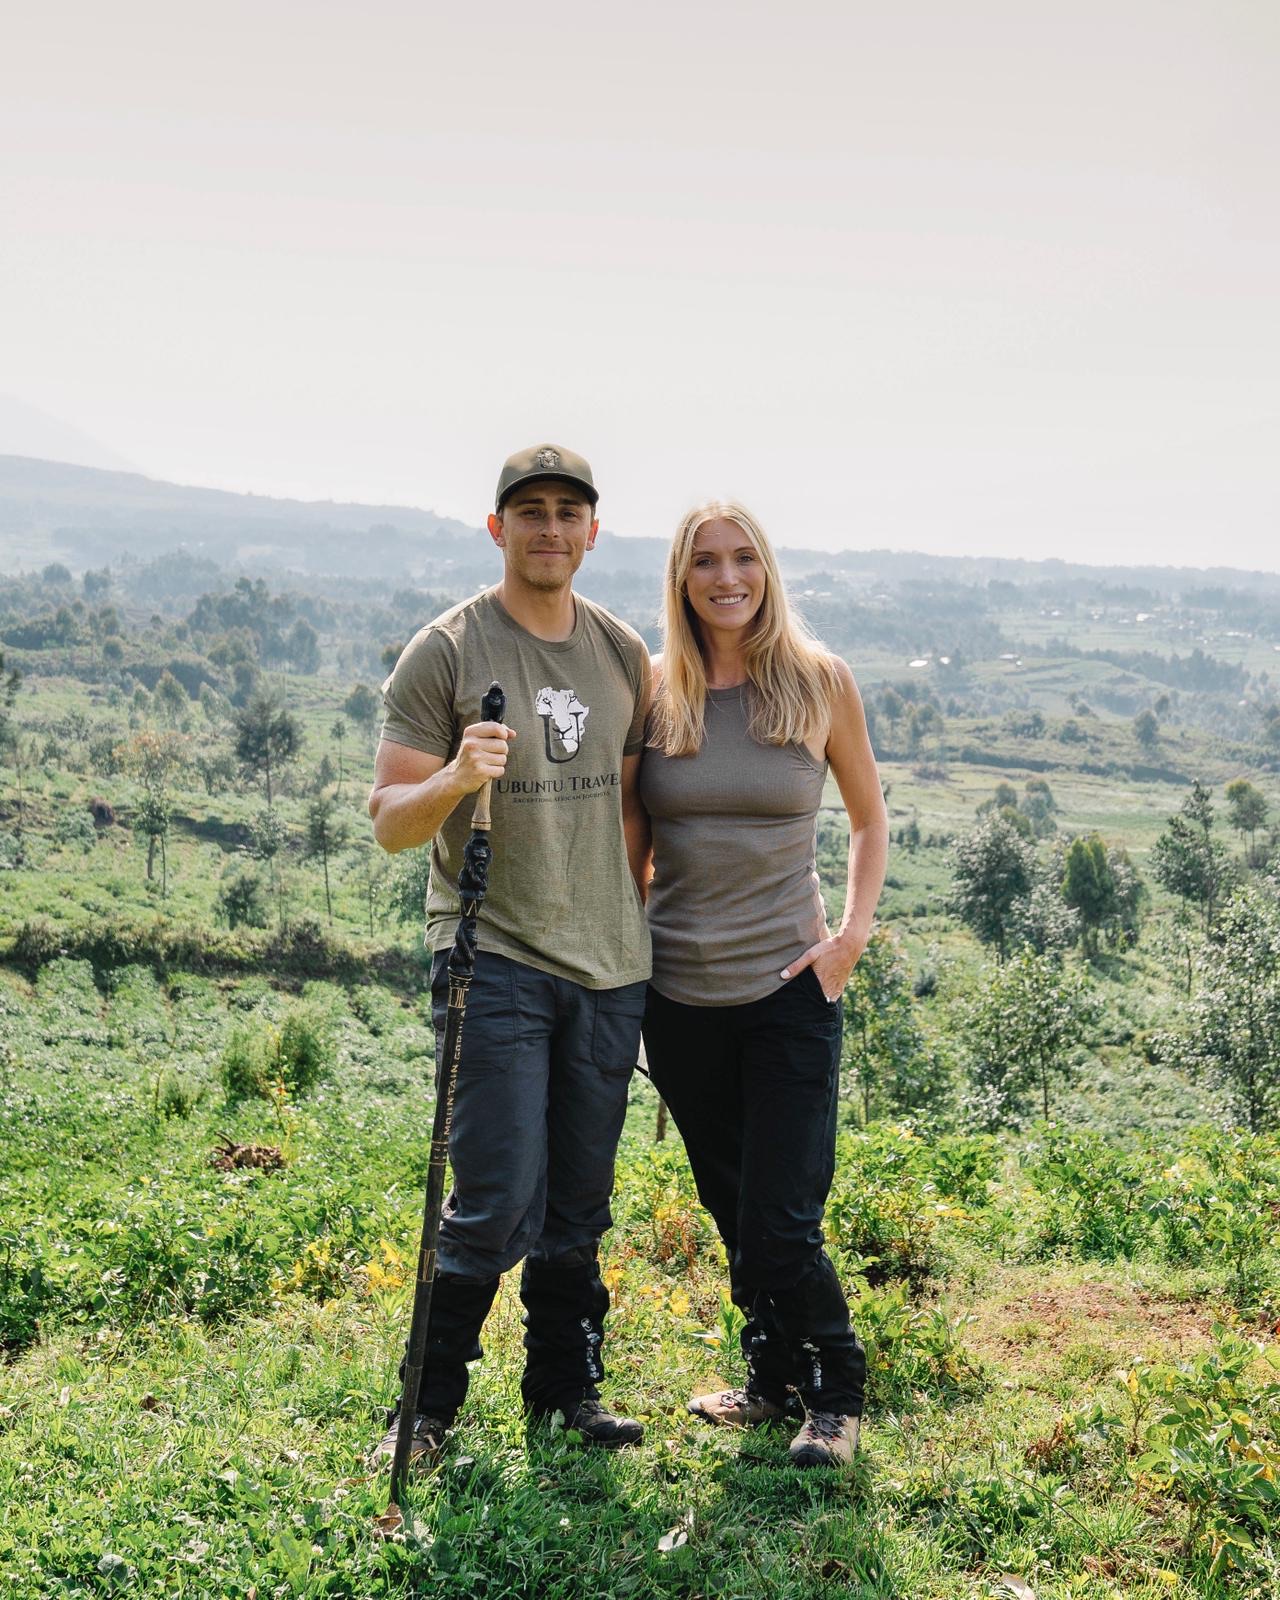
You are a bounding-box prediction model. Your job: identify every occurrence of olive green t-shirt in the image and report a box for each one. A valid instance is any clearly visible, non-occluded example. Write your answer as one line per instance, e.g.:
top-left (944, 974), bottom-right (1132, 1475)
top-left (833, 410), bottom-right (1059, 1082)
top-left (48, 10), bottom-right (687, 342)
top-left (379, 588), bottom-right (652, 989)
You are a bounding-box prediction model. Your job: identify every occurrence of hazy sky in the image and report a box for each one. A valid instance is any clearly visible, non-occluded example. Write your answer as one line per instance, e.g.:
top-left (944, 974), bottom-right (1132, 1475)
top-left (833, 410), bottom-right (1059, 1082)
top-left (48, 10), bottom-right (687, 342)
top-left (2, 1), bottom-right (1277, 567)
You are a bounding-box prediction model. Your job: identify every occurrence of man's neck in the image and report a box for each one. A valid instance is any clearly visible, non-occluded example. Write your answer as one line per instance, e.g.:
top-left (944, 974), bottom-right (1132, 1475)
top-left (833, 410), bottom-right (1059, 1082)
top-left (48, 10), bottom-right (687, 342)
top-left (494, 578), bottom-right (578, 642)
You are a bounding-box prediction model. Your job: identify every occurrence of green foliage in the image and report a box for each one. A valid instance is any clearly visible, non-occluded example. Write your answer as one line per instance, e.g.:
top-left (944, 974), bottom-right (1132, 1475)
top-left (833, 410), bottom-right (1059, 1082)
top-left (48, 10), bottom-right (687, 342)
top-left (842, 927), bottom-right (942, 1122)
top-left (825, 1123), bottom-right (989, 1282)
top-left (1226, 776), bottom-right (1269, 861)
top-left (1061, 833), bottom-right (1146, 954)
top-left (1026, 1126), bottom-right (1153, 1260)
top-left (959, 949), bottom-right (1100, 1126)
top-left (233, 689), bottom-right (302, 805)
top-left (1133, 707), bottom-right (1160, 750)
top-left (852, 1279), bottom-right (979, 1406)
top-left (385, 843), bottom-right (432, 927)
top-left (216, 867), bottom-right (269, 930)
top-left (0, 1230), bottom-right (53, 1353)
top-left (1152, 778), bottom-right (1234, 935)
top-left (342, 681), bottom-right (380, 728)
top-left (53, 804), bottom-right (98, 854)
top-left (219, 1000), bottom-right (334, 1100)
top-left (1163, 886), bottom-right (1280, 1133)
top-left (1074, 1329), bottom-right (1280, 1580)
top-left (948, 815), bottom-right (1037, 956)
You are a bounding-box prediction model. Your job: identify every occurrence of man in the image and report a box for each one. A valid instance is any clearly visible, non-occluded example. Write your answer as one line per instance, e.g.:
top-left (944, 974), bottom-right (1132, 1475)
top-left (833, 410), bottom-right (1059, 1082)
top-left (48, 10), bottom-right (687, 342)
top-left (368, 444), bottom-right (652, 1462)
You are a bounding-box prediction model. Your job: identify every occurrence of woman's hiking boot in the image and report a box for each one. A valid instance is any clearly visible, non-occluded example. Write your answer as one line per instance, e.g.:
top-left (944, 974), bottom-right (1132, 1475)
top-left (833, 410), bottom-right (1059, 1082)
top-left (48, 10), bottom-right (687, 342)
top-left (788, 1411), bottom-right (860, 1467)
top-left (373, 1412), bottom-right (449, 1467)
top-left (688, 1386), bottom-right (786, 1427)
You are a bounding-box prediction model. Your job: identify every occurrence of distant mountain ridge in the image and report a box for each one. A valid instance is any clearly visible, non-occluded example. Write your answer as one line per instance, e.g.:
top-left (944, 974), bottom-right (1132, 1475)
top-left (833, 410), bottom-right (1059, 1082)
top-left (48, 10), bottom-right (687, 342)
top-left (3, 452), bottom-right (1280, 595)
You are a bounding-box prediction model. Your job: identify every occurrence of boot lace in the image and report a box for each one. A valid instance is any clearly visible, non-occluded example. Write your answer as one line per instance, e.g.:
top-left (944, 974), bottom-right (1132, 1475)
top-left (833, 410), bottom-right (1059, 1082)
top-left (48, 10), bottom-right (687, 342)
top-left (802, 1411), bottom-right (849, 1442)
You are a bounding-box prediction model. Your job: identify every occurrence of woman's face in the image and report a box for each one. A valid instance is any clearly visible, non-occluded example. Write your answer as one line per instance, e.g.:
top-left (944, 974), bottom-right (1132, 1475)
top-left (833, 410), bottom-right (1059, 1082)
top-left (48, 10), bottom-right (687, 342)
top-left (683, 519), bottom-right (766, 642)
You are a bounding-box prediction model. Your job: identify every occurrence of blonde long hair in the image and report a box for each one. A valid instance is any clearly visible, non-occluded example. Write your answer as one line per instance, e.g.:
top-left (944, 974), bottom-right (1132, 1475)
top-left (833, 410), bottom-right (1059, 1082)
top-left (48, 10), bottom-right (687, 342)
top-left (650, 500), bottom-right (841, 757)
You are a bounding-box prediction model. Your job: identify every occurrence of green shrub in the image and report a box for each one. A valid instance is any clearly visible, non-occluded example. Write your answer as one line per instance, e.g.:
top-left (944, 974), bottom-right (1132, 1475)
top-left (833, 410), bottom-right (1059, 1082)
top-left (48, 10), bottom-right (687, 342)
top-left (826, 1123), bottom-right (973, 1284)
top-left (1073, 1327), bottom-right (1280, 1581)
top-left (0, 1230), bottom-right (57, 1354)
top-left (216, 868), bottom-right (268, 930)
top-left (1024, 1126), bottom-right (1153, 1261)
top-left (10, 917), bottom-right (62, 976)
top-left (218, 1000), bottom-right (333, 1099)
top-left (54, 806), bottom-right (97, 853)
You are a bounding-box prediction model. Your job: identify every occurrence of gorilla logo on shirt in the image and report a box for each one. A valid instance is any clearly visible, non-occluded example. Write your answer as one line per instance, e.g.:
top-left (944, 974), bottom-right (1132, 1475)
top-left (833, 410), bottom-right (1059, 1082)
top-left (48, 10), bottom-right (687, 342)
top-left (535, 686), bottom-right (589, 763)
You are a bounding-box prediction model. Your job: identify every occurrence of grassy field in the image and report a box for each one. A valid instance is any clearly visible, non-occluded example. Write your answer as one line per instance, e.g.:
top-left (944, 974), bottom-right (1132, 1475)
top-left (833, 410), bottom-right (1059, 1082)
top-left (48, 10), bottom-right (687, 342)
top-left (2, 956), bottom-right (1279, 1599)
top-left (3, 652), bottom-right (1280, 1597)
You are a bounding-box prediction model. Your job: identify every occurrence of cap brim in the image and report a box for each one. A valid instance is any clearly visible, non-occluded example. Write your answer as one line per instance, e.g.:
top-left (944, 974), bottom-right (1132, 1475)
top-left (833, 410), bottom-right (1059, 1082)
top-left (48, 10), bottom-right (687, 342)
top-left (497, 472), bottom-right (598, 510)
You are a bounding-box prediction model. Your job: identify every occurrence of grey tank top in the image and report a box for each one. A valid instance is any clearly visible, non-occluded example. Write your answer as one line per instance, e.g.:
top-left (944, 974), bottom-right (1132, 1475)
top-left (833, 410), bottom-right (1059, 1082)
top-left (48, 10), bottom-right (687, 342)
top-left (640, 683), bottom-right (829, 1006)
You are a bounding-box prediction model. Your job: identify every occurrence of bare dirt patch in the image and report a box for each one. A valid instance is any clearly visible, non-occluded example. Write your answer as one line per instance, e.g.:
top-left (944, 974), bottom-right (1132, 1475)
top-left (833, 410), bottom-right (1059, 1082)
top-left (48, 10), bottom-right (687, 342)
top-left (956, 1269), bottom-right (1215, 1381)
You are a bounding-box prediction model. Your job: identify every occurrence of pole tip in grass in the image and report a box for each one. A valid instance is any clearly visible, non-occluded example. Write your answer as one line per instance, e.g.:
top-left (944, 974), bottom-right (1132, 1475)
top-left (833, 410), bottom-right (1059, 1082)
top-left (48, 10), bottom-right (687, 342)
top-left (372, 1502), bottom-right (404, 1538)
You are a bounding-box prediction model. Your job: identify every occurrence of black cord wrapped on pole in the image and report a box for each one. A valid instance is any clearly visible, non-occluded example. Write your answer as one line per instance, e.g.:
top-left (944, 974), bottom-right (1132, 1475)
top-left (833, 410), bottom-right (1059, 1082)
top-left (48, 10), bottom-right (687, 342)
top-left (384, 680), bottom-right (504, 1517)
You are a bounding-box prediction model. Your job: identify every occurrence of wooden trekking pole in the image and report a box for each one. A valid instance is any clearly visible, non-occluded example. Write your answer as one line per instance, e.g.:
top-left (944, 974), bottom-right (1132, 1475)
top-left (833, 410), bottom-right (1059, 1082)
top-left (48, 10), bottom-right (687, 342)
top-left (383, 680), bottom-right (504, 1519)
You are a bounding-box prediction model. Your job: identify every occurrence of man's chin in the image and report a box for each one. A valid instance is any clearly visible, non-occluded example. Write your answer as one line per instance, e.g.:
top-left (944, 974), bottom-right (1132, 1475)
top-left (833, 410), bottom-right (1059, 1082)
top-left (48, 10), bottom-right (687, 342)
top-left (518, 561), bottom-right (578, 592)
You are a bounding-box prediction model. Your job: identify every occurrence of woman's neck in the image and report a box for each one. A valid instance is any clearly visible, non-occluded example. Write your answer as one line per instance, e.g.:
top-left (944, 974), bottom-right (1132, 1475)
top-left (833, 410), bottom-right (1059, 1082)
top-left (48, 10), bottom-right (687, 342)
top-left (701, 636), bottom-right (749, 690)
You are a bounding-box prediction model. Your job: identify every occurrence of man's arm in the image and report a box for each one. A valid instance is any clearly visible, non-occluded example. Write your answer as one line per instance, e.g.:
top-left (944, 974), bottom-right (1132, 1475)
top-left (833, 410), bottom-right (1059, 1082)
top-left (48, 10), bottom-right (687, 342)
top-left (621, 752), bottom-right (651, 896)
top-left (368, 720), bottom-right (514, 854)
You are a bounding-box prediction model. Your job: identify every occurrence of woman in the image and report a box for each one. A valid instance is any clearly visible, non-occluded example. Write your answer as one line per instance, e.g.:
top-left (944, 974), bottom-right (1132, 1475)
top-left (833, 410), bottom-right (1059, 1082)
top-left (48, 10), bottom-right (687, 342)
top-left (636, 501), bottom-right (888, 1467)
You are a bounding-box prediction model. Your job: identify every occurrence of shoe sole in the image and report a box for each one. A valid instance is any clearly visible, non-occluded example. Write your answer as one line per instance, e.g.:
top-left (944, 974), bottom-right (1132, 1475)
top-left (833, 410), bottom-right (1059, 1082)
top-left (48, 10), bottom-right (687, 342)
top-left (790, 1447), bottom-right (846, 1468)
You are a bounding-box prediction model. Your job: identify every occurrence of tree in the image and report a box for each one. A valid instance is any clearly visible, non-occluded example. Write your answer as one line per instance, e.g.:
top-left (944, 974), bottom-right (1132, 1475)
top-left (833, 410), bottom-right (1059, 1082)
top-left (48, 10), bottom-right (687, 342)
top-left (906, 702), bottom-right (944, 753)
top-left (960, 948), bottom-right (1099, 1125)
top-left (1133, 709), bottom-right (1160, 752)
top-left (217, 868), bottom-right (269, 930)
top-left (947, 816), bottom-right (1037, 957)
top-left (1152, 779), bottom-right (1232, 936)
top-left (330, 716), bottom-right (348, 796)
top-left (346, 838), bottom-right (389, 937)
top-left (0, 648), bottom-right (20, 759)
top-left (1224, 778), bottom-right (1268, 863)
top-left (342, 682), bottom-right (380, 730)
top-left (842, 928), bottom-right (940, 1123)
top-left (386, 845), bottom-right (433, 927)
top-left (118, 731), bottom-right (186, 894)
top-left (1062, 835), bottom-right (1117, 957)
top-left (249, 804), bottom-right (288, 924)
top-left (1021, 778), bottom-right (1057, 838)
top-left (305, 794), bottom-right (350, 925)
top-left (1165, 887), bottom-right (1280, 1132)
top-left (878, 687), bottom-right (905, 740)
top-left (153, 670), bottom-right (189, 728)
top-left (1105, 845), bottom-right (1147, 949)
top-left (286, 618), bottom-right (320, 676)
top-left (234, 690), bottom-right (302, 805)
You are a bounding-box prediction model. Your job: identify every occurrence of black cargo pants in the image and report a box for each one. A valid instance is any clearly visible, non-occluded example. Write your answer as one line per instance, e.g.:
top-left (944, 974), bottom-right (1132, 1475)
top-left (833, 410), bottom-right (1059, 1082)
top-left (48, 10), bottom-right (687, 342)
top-left (641, 967), bottom-right (866, 1417)
top-left (403, 949), bottom-right (645, 1425)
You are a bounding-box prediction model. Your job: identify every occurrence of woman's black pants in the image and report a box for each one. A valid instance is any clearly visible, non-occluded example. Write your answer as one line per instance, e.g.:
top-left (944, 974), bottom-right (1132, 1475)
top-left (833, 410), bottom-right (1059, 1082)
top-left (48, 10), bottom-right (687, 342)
top-left (641, 969), bottom-right (865, 1417)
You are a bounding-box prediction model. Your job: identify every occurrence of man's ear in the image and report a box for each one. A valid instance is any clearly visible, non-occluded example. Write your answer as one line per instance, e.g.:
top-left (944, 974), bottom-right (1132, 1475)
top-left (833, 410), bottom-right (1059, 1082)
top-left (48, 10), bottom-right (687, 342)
top-left (586, 517), bottom-right (599, 551)
top-left (487, 512), bottom-right (505, 547)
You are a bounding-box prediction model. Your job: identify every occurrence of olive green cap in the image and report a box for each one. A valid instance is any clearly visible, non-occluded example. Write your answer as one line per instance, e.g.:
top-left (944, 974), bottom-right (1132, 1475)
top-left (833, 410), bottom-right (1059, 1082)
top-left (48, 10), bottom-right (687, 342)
top-left (495, 443), bottom-right (598, 511)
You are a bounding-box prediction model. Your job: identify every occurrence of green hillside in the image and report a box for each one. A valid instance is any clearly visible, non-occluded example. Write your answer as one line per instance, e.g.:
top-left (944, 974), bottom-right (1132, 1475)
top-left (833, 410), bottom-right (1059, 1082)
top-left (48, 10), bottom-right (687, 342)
top-left (2, 463), bottom-right (1280, 1597)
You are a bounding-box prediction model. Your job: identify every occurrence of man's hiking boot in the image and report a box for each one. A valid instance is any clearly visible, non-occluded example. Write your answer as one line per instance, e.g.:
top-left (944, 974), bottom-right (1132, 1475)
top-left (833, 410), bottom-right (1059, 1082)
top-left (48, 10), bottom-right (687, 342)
top-left (788, 1411), bottom-right (860, 1467)
top-left (688, 1387), bottom-right (785, 1428)
top-left (543, 1398), bottom-right (644, 1448)
top-left (372, 1412), bottom-right (449, 1467)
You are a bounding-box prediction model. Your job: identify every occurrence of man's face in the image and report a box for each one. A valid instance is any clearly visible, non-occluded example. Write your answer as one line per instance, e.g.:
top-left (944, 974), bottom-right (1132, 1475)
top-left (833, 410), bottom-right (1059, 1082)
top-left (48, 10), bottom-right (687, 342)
top-left (487, 482), bottom-right (599, 592)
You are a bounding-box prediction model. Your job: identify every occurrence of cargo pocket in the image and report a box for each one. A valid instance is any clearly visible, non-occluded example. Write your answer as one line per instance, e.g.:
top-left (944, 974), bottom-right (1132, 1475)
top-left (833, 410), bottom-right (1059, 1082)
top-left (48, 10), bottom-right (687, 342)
top-left (591, 980), bottom-right (647, 1077)
top-left (431, 948), bottom-right (518, 1073)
